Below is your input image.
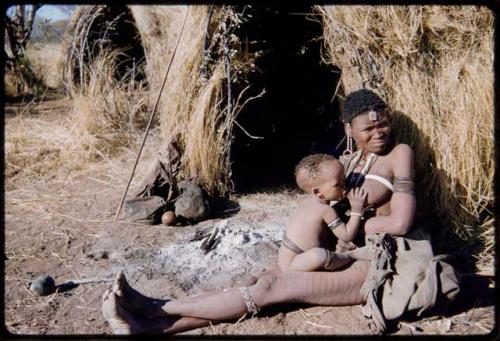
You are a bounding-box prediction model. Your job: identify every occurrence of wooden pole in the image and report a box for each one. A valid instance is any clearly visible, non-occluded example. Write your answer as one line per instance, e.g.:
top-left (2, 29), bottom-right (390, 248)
top-left (114, 8), bottom-right (190, 221)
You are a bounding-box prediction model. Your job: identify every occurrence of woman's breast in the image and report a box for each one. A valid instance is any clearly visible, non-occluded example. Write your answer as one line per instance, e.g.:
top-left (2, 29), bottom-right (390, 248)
top-left (360, 178), bottom-right (392, 208)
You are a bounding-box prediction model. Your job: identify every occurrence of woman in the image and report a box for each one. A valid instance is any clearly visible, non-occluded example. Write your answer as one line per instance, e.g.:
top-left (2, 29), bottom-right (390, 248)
top-left (101, 89), bottom-right (423, 334)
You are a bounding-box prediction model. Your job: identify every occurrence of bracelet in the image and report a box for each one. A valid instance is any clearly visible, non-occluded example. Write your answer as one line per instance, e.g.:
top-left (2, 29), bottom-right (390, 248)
top-left (350, 212), bottom-right (362, 217)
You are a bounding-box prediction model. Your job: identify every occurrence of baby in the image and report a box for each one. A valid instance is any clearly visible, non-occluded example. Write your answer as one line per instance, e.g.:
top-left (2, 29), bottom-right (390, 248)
top-left (278, 153), bottom-right (373, 272)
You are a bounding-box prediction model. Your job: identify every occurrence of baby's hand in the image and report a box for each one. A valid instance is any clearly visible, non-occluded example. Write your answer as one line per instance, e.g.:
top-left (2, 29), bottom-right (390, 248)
top-left (347, 187), bottom-right (367, 214)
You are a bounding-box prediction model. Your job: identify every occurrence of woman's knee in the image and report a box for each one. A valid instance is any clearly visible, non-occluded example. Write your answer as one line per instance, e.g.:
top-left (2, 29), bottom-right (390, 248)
top-left (254, 274), bottom-right (277, 294)
top-left (250, 272), bottom-right (305, 307)
top-left (250, 274), bottom-right (280, 307)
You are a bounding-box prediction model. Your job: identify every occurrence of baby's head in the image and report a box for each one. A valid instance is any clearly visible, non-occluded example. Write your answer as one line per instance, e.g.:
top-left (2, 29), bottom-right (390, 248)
top-left (295, 154), bottom-right (345, 202)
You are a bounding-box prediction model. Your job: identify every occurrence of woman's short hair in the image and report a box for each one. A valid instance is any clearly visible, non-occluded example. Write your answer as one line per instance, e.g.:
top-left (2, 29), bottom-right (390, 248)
top-left (341, 89), bottom-right (387, 123)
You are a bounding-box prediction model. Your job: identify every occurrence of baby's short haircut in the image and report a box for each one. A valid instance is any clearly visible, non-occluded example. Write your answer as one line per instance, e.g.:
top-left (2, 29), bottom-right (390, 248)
top-left (295, 153), bottom-right (339, 192)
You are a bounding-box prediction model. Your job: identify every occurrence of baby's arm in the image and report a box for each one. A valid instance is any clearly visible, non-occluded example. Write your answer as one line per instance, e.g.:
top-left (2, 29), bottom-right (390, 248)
top-left (323, 187), bottom-right (367, 242)
top-left (288, 246), bottom-right (375, 272)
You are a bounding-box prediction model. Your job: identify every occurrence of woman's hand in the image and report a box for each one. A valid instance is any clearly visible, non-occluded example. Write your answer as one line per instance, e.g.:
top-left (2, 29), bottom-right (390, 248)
top-left (347, 187), bottom-right (367, 214)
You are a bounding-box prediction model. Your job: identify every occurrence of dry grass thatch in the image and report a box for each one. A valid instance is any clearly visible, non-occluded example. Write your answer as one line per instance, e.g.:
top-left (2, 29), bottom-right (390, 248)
top-left (317, 5), bottom-right (494, 265)
top-left (61, 5), bottom-right (150, 160)
top-left (69, 48), bottom-right (149, 159)
top-left (130, 5), bottom-right (258, 195)
top-left (62, 5), bottom-right (258, 194)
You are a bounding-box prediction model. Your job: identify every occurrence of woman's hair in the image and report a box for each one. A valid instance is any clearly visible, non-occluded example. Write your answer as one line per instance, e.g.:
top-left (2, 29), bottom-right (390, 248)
top-left (341, 89), bottom-right (387, 123)
top-left (294, 153), bottom-right (340, 192)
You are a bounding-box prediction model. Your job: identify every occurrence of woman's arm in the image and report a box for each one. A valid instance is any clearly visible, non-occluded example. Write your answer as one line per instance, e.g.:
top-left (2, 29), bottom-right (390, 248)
top-left (364, 144), bottom-right (416, 236)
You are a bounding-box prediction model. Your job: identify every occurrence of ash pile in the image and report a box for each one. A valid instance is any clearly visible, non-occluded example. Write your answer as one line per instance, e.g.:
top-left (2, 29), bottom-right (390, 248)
top-left (155, 219), bottom-right (282, 294)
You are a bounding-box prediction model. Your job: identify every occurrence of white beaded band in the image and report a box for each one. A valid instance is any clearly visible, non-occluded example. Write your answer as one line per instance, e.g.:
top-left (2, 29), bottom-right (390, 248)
top-left (350, 212), bottom-right (362, 217)
top-left (239, 286), bottom-right (260, 314)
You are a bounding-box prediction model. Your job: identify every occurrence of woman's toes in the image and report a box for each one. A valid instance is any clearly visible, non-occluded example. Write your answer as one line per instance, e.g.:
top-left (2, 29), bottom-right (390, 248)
top-left (113, 272), bottom-right (125, 295)
top-left (102, 290), bottom-right (134, 334)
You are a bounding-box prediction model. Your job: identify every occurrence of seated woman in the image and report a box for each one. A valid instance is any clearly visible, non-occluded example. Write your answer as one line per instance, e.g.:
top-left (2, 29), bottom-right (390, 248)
top-left (101, 89), bottom-right (459, 334)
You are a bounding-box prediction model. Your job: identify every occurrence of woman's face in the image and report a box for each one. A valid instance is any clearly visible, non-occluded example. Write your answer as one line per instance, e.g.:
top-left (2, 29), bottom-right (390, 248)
top-left (347, 110), bottom-right (390, 155)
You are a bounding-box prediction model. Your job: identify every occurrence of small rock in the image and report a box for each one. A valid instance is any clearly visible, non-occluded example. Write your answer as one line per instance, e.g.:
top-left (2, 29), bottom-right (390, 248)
top-left (174, 181), bottom-right (210, 223)
top-left (30, 275), bottom-right (56, 296)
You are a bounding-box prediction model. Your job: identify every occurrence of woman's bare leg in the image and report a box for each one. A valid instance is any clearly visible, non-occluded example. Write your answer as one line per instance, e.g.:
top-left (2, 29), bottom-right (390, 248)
top-left (114, 267), bottom-right (282, 318)
top-left (103, 261), bottom-right (369, 334)
top-left (161, 260), bottom-right (368, 319)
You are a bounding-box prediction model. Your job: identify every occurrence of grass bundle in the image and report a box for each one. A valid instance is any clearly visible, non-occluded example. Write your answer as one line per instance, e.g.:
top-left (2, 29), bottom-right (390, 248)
top-left (69, 48), bottom-right (149, 160)
top-left (317, 5), bottom-right (493, 267)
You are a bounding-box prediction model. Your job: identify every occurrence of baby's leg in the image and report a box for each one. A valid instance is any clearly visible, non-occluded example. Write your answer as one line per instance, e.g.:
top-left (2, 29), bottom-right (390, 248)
top-left (344, 246), bottom-right (376, 261)
top-left (288, 246), bottom-right (375, 272)
top-left (324, 246), bottom-right (376, 270)
top-left (287, 247), bottom-right (353, 272)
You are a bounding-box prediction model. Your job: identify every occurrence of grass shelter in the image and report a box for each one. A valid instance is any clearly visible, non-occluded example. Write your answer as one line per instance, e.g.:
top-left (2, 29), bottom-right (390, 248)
top-left (62, 5), bottom-right (494, 270)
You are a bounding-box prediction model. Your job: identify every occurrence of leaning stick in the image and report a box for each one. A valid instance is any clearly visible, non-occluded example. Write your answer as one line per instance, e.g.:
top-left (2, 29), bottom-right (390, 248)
top-left (114, 8), bottom-right (190, 221)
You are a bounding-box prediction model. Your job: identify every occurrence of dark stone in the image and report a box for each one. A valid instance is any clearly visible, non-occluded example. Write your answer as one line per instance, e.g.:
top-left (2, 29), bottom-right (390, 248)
top-left (30, 275), bottom-right (56, 296)
top-left (174, 180), bottom-right (210, 223)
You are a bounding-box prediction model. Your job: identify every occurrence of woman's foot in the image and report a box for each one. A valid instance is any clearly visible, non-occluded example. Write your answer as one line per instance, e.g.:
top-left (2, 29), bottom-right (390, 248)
top-left (102, 289), bottom-right (145, 334)
top-left (113, 271), bottom-right (168, 318)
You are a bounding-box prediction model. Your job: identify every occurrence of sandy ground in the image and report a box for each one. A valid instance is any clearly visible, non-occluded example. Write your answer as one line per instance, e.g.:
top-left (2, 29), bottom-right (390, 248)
top-left (4, 97), bottom-right (496, 336)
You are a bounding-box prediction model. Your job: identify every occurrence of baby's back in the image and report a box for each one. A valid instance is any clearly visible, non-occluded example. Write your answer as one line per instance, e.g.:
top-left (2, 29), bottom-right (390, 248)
top-left (278, 196), bottom-right (337, 271)
top-left (285, 196), bottom-right (334, 252)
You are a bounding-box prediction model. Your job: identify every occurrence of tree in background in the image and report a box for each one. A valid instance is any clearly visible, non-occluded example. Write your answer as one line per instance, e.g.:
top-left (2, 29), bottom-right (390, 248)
top-left (4, 4), bottom-right (43, 95)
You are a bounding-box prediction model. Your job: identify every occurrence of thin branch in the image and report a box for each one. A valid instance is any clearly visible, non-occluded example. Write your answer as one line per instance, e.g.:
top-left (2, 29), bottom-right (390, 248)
top-left (233, 120), bottom-right (264, 140)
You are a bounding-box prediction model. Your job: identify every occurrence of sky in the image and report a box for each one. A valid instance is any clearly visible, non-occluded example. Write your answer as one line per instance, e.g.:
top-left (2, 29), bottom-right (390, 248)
top-left (6, 5), bottom-right (75, 21)
top-left (37, 5), bottom-right (74, 20)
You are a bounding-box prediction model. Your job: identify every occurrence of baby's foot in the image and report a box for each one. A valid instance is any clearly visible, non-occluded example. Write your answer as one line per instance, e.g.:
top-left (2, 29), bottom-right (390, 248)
top-left (113, 271), bottom-right (168, 318)
top-left (348, 246), bottom-right (377, 261)
top-left (102, 289), bottom-right (144, 334)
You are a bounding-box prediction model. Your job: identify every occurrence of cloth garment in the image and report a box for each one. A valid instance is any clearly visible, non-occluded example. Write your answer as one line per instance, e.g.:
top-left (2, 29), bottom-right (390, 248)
top-left (339, 148), bottom-right (460, 333)
top-left (122, 141), bottom-right (181, 224)
top-left (360, 229), bottom-right (460, 333)
top-left (123, 196), bottom-right (167, 225)
top-left (133, 141), bottom-right (181, 201)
